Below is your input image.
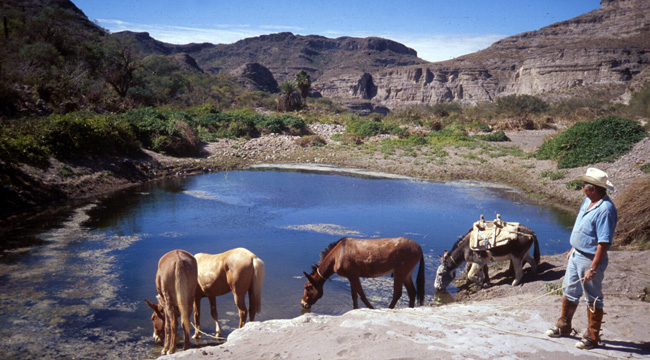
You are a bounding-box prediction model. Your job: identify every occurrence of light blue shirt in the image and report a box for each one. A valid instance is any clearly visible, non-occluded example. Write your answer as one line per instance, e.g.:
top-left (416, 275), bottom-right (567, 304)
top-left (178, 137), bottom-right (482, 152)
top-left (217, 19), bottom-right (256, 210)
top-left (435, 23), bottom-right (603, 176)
top-left (569, 195), bottom-right (617, 254)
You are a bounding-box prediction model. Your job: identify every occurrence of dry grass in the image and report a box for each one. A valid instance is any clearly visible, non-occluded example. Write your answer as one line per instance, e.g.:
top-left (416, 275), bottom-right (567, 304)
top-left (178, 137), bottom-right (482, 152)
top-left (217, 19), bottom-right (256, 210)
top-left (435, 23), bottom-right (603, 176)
top-left (613, 177), bottom-right (650, 249)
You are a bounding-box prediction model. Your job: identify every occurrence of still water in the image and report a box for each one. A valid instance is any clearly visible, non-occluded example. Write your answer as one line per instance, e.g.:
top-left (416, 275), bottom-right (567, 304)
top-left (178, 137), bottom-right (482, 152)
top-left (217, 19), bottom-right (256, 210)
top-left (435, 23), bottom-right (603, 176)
top-left (0, 167), bottom-right (575, 359)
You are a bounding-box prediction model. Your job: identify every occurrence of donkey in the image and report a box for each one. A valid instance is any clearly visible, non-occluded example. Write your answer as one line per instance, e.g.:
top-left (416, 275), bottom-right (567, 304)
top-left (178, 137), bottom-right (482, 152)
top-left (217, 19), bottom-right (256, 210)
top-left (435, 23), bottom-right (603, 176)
top-left (434, 225), bottom-right (539, 291)
top-left (302, 237), bottom-right (425, 310)
top-left (145, 249), bottom-right (198, 355)
top-left (193, 248), bottom-right (265, 339)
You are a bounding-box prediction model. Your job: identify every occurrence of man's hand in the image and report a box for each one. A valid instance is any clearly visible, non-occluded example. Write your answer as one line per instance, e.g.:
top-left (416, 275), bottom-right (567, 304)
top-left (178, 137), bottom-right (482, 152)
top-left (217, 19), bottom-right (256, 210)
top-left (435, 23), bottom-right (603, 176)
top-left (584, 267), bottom-right (597, 282)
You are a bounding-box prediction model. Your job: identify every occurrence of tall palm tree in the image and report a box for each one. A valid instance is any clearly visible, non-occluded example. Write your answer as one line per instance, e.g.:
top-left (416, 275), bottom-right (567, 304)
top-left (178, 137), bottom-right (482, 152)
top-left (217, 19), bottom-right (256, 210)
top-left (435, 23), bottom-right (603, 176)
top-left (277, 81), bottom-right (302, 112)
top-left (294, 70), bottom-right (311, 104)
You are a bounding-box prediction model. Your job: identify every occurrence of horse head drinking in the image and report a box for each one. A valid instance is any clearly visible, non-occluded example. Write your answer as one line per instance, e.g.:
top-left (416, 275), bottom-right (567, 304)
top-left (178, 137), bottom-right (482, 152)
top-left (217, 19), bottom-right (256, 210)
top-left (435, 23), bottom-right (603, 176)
top-left (302, 237), bottom-right (425, 310)
top-left (144, 249), bottom-right (198, 355)
top-left (435, 216), bottom-right (539, 291)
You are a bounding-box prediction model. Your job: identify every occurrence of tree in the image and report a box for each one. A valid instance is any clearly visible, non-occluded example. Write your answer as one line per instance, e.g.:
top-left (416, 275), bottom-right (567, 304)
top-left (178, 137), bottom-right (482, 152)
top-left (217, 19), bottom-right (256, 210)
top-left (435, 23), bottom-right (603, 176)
top-left (277, 81), bottom-right (302, 112)
top-left (102, 37), bottom-right (142, 98)
top-left (294, 70), bottom-right (311, 104)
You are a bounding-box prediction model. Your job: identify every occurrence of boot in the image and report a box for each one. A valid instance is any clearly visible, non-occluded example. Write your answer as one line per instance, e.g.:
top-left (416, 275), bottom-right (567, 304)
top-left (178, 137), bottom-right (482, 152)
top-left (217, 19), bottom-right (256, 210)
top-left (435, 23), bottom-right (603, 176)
top-left (545, 296), bottom-right (578, 337)
top-left (576, 306), bottom-right (604, 350)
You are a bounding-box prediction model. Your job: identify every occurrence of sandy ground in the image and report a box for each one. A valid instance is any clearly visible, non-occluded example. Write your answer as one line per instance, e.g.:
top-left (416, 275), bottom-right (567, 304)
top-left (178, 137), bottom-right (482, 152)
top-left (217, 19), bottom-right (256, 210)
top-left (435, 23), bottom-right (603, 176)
top-left (162, 251), bottom-right (650, 360)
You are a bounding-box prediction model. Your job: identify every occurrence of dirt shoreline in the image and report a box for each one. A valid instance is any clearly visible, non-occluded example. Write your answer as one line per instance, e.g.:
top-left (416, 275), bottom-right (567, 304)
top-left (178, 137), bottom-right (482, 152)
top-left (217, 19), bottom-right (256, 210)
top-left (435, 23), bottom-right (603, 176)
top-left (4, 126), bottom-right (648, 241)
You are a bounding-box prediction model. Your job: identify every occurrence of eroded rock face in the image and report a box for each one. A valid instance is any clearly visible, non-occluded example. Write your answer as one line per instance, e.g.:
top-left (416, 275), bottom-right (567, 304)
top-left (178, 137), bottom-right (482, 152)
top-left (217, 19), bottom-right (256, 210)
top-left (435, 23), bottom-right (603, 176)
top-left (314, 0), bottom-right (650, 108)
top-left (230, 63), bottom-right (280, 93)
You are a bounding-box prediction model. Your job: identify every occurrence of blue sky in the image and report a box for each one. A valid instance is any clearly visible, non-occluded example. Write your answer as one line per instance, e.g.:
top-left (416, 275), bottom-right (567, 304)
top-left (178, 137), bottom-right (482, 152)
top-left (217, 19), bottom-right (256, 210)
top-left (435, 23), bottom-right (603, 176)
top-left (72, 0), bottom-right (601, 62)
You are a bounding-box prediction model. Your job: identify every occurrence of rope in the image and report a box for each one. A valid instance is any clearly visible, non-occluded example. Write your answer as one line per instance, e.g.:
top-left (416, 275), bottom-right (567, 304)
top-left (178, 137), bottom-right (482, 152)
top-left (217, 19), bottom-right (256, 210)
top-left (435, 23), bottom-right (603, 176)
top-left (190, 322), bottom-right (227, 341)
top-left (481, 275), bottom-right (602, 315)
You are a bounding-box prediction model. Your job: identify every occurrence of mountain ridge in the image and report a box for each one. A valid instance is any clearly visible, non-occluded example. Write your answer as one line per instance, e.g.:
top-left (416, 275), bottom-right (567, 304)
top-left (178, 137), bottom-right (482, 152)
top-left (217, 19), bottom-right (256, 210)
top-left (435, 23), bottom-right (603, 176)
top-left (312, 0), bottom-right (650, 110)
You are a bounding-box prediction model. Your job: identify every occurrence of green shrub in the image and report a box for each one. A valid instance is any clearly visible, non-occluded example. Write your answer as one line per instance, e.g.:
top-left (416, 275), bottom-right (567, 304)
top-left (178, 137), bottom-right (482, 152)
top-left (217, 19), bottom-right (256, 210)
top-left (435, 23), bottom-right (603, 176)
top-left (0, 126), bottom-right (50, 168)
top-left (279, 115), bottom-right (306, 131)
top-left (640, 163), bottom-right (650, 174)
top-left (536, 117), bottom-right (647, 168)
top-left (296, 135), bottom-right (326, 147)
top-left (431, 102), bottom-right (463, 117)
top-left (345, 118), bottom-right (405, 138)
top-left (496, 95), bottom-right (549, 116)
top-left (566, 180), bottom-right (583, 190)
top-left (427, 125), bottom-right (473, 146)
top-left (346, 118), bottom-right (385, 138)
top-left (545, 282), bottom-right (563, 296)
top-left (473, 131), bottom-right (510, 142)
top-left (541, 170), bottom-right (568, 180)
top-left (45, 112), bottom-right (140, 158)
top-left (120, 107), bottom-right (201, 156)
top-left (257, 116), bottom-right (285, 133)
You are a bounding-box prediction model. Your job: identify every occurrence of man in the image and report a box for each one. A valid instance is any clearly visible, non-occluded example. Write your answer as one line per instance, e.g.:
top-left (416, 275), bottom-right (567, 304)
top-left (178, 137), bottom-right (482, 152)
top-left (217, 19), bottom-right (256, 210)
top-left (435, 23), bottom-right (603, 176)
top-left (545, 168), bottom-right (617, 350)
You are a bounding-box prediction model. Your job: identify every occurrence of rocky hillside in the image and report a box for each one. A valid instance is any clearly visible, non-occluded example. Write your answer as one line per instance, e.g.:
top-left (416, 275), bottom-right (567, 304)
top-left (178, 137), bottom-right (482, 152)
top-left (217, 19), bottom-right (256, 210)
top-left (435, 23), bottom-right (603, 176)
top-left (5, 0), bottom-right (650, 113)
top-left (315, 0), bottom-right (650, 109)
top-left (115, 31), bottom-right (428, 85)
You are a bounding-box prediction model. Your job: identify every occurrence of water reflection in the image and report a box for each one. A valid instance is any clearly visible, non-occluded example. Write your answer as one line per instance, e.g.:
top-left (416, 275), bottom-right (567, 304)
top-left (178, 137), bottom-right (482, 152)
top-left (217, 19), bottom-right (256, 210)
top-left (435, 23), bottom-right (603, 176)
top-left (0, 169), bottom-right (575, 359)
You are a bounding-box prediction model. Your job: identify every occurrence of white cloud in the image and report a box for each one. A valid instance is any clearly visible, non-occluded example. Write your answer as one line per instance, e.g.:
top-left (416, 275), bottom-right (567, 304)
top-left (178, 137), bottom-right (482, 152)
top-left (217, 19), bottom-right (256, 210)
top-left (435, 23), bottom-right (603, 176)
top-left (389, 33), bottom-right (507, 62)
top-left (97, 19), bottom-right (264, 44)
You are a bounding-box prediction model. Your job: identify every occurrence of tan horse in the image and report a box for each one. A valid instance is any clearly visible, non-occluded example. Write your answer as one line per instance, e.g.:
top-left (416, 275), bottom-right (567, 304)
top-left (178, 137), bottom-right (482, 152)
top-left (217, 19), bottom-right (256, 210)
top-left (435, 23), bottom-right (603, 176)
top-left (144, 249), bottom-right (198, 355)
top-left (302, 237), bottom-right (425, 310)
top-left (193, 248), bottom-right (265, 339)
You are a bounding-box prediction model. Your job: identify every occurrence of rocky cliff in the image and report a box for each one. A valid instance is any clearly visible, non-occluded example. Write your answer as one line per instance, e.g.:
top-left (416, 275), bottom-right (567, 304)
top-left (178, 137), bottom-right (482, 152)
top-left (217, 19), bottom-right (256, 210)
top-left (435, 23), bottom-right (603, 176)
top-left (115, 31), bottom-right (428, 86)
top-left (314, 0), bottom-right (650, 109)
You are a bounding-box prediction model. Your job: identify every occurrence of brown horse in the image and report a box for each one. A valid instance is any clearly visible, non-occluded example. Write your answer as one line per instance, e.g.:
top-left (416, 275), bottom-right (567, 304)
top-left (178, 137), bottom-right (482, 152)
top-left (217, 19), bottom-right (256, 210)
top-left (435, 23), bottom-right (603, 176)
top-left (434, 225), bottom-right (539, 291)
top-left (193, 248), bottom-right (265, 339)
top-left (144, 249), bottom-right (198, 355)
top-left (302, 237), bottom-right (425, 310)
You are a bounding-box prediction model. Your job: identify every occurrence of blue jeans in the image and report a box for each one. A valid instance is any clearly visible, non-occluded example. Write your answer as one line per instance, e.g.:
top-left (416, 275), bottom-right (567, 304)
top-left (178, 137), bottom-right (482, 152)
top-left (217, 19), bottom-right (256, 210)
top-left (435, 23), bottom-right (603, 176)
top-left (562, 250), bottom-right (607, 308)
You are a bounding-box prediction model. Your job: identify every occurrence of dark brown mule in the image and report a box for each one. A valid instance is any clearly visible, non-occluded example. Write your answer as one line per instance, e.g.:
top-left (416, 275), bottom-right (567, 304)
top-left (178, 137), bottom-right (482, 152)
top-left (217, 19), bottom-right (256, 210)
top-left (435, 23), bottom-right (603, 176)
top-left (144, 249), bottom-right (198, 355)
top-left (302, 237), bottom-right (425, 310)
top-left (434, 225), bottom-right (539, 291)
top-left (192, 248), bottom-right (265, 339)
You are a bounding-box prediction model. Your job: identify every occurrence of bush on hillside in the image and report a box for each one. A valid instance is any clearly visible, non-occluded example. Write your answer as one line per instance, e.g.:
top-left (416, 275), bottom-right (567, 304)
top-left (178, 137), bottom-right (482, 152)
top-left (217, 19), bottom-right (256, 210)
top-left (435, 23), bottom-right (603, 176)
top-left (473, 131), bottom-right (510, 142)
top-left (427, 124), bottom-right (474, 146)
top-left (0, 124), bottom-right (50, 168)
top-left (496, 95), bottom-right (549, 116)
top-left (121, 107), bottom-right (201, 156)
top-left (45, 112), bottom-right (140, 158)
top-left (536, 117), bottom-right (647, 168)
top-left (345, 118), bottom-right (406, 138)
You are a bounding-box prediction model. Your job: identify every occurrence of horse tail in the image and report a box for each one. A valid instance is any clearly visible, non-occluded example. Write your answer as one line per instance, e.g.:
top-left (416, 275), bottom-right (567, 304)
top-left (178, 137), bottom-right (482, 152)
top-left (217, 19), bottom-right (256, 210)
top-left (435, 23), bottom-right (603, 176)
top-left (249, 257), bottom-right (265, 316)
top-left (175, 254), bottom-right (197, 336)
top-left (416, 254), bottom-right (425, 306)
top-left (533, 233), bottom-right (540, 265)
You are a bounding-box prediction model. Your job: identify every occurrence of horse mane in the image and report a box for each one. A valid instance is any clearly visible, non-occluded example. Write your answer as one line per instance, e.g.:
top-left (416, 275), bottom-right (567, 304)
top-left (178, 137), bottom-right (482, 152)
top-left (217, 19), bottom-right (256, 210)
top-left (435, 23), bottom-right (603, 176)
top-left (450, 229), bottom-right (471, 252)
top-left (310, 238), bottom-right (345, 275)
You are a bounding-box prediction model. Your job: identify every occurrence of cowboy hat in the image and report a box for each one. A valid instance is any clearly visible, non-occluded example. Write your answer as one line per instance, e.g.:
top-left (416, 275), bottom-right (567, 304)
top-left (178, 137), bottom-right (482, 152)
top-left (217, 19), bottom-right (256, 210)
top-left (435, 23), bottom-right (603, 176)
top-left (575, 167), bottom-right (614, 191)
